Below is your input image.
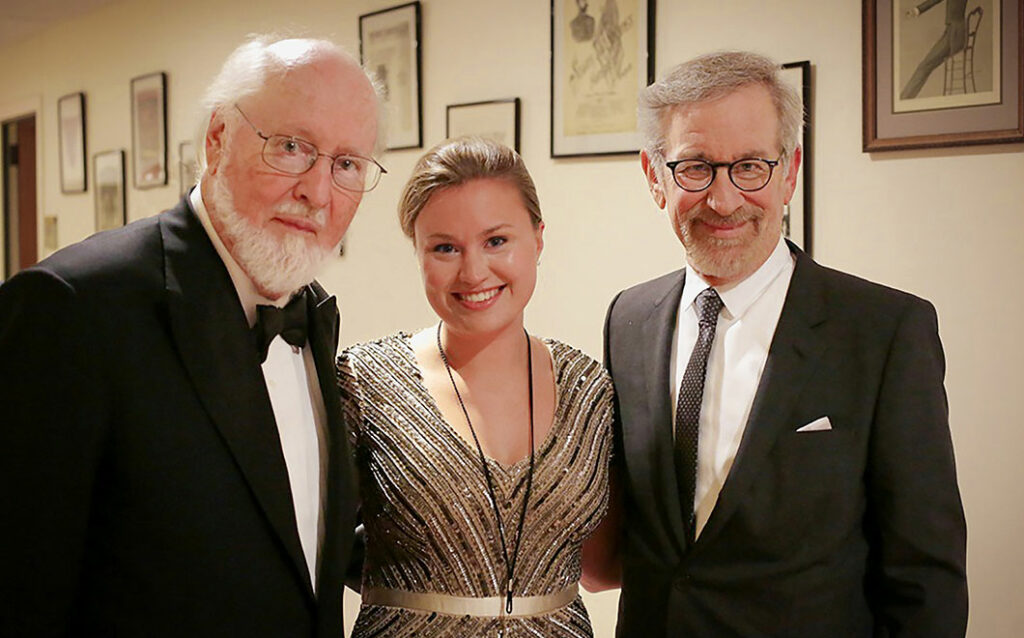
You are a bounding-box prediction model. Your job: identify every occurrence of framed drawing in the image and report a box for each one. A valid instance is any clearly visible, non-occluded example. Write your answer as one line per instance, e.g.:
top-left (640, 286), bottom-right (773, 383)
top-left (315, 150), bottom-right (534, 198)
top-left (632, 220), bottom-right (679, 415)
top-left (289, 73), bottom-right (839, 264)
top-left (179, 141), bottom-right (198, 196)
top-left (360, 2), bottom-right (422, 150)
top-left (550, 0), bottom-right (655, 157)
top-left (864, 0), bottom-right (1024, 151)
top-left (131, 72), bottom-right (168, 188)
top-left (446, 99), bottom-right (521, 152)
top-left (781, 61), bottom-right (812, 256)
top-left (94, 150), bottom-right (126, 231)
top-left (58, 92), bottom-right (86, 193)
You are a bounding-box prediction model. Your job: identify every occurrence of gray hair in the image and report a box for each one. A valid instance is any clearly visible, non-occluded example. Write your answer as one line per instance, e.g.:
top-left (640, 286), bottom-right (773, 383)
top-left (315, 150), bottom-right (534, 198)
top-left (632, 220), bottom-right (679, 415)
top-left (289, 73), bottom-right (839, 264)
top-left (638, 51), bottom-right (803, 167)
top-left (398, 137), bottom-right (542, 239)
top-left (190, 34), bottom-right (386, 174)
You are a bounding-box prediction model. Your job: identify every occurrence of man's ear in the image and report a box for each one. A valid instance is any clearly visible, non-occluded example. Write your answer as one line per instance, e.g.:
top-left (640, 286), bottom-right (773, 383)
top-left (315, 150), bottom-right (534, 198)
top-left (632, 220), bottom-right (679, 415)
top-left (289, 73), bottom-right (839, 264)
top-left (783, 145), bottom-right (802, 205)
top-left (640, 150), bottom-right (667, 209)
top-left (204, 111), bottom-right (227, 174)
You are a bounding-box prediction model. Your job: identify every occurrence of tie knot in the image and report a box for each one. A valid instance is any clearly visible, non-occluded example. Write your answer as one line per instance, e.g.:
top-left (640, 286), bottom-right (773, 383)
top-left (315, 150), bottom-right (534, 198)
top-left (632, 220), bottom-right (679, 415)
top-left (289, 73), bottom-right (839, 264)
top-left (253, 290), bottom-right (308, 363)
top-left (694, 288), bottom-right (723, 326)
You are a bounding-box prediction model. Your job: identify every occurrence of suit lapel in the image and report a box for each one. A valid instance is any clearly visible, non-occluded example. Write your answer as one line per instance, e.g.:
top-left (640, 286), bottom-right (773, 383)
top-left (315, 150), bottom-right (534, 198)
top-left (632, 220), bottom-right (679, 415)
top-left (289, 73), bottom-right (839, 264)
top-left (304, 284), bottom-right (355, 604)
top-left (697, 245), bottom-right (829, 545)
top-left (159, 201), bottom-right (312, 596)
top-left (638, 270), bottom-right (691, 551)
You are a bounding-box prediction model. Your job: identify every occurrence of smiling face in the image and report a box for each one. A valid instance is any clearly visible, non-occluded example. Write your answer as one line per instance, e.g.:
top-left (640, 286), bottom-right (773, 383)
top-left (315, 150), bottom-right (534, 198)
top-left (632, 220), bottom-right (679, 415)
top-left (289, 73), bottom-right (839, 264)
top-left (642, 83), bottom-right (800, 287)
top-left (413, 178), bottom-right (544, 340)
top-left (203, 48), bottom-right (379, 298)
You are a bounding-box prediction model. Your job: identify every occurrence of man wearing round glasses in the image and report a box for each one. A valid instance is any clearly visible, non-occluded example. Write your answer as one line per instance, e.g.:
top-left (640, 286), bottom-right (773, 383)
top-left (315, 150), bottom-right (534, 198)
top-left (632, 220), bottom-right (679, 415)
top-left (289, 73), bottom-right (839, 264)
top-left (1, 36), bottom-right (381, 636)
top-left (600, 51), bottom-right (967, 636)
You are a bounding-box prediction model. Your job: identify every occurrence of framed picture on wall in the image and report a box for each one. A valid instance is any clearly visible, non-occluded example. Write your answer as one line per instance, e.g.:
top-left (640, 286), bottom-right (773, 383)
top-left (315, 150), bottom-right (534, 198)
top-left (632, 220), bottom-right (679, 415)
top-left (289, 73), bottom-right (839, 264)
top-left (179, 141), bottom-right (198, 197)
top-left (446, 99), bottom-right (521, 152)
top-left (863, 0), bottom-right (1024, 151)
top-left (360, 2), bottom-right (422, 150)
top-left (94, 150), bottom-right (126, 231)
top-left (58, 92), bottom-right (86, 193)
top-left (550, 0), bottom-right (655, 157)
top-left (781, 60), bottom-right (813, 256)
top-left (131, 72), bottom-right (168, 188)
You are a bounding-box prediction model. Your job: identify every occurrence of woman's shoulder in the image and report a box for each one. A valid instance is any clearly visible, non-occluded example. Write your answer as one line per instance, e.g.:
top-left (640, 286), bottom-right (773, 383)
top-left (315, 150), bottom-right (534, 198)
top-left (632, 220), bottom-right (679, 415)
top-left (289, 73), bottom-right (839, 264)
top-left (542, 337), bottom-right (612, 386)
top-left (338, 331), bottom-right (415, 380)
top-left (341, 331), bottom-right (412, 359)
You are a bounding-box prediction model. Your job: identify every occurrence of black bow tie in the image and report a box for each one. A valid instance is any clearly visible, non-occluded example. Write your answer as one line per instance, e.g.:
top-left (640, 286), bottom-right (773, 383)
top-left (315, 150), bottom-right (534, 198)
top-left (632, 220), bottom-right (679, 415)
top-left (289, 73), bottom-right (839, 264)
top-left (252, 290), bottom-right (308, 363)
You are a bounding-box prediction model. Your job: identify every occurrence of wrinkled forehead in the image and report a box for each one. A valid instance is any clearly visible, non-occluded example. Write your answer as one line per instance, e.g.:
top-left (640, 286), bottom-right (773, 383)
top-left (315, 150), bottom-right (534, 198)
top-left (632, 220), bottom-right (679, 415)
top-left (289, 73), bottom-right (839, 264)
top-left (663, 85), bottom-right (782, 156)
top-left (243, 55), bottom-right (378, 152)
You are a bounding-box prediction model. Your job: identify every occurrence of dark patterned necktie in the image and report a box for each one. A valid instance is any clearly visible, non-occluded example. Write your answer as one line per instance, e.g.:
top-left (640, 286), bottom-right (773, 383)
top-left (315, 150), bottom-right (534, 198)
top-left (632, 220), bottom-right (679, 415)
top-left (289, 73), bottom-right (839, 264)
top-left (252, 290), bottom-right (308, 363)
top-left (675, 287), bottom-right (723, 544)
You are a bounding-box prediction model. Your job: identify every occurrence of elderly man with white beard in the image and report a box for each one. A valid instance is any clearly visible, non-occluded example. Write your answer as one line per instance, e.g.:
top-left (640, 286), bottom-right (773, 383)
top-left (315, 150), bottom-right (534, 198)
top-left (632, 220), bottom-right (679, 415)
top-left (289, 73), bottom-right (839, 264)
top-left (0, 36), bottom-right (384, 637)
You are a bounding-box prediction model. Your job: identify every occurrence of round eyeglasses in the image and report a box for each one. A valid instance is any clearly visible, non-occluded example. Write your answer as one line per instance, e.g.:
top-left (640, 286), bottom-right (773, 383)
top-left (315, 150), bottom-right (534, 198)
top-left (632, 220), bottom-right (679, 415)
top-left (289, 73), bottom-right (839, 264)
top-left (234, 104), bottom-right (386, 193)
top-left (665, 157), bottom-right (780, 193)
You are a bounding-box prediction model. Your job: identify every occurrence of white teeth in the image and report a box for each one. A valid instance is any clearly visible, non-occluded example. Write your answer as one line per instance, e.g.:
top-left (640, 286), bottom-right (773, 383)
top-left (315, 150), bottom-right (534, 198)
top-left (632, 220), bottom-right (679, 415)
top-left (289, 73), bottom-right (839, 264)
top-left (461, 288), bottom-right (500, 303)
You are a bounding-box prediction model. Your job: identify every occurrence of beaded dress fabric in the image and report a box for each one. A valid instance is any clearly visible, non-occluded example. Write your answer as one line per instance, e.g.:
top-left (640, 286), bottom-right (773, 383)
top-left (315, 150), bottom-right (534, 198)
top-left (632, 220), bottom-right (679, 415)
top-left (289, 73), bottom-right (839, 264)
top-left (337, 333), bottom-right (613, 638)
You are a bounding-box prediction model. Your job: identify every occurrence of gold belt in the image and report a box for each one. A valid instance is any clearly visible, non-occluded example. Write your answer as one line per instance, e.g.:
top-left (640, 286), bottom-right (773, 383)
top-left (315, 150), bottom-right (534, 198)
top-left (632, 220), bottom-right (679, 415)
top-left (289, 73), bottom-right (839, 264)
top-left (361, 583), bottom-right (579, 618)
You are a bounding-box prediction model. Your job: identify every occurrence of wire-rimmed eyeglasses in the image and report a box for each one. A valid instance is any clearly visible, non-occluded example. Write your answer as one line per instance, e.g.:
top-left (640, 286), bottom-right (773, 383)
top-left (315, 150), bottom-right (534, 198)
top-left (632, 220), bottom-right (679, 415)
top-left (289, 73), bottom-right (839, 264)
top-left (665, 157), bottom-right (780, 193)
top-left (233, 104), bottom-right (386, 193)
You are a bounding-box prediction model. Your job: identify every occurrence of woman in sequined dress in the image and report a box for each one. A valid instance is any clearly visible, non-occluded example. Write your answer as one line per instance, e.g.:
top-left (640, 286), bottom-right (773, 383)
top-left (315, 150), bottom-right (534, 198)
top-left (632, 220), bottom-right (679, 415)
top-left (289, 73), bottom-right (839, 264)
top-left (337, 137), bottom-right (619, 637)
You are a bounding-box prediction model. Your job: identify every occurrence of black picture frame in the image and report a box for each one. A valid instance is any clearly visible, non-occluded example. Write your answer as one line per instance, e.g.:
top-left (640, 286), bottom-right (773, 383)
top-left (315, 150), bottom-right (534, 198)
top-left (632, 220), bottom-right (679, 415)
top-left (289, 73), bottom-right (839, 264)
top-left (863, 0), bottom-right (1024, 151)
top-left (130, 71), bottom-right (168, 188)
top-left (58, 92), bottom-right (86, 193)
top-left (93, 149), bottom-right (126, 231)
top-left (446, 98), bottom-right (521, 153)
top-left (781, 60), bottom-right (813, 257)
top-left (550, 0), bottom-right (655, 157)
top-left (359, 2), bottom-right (423, 150)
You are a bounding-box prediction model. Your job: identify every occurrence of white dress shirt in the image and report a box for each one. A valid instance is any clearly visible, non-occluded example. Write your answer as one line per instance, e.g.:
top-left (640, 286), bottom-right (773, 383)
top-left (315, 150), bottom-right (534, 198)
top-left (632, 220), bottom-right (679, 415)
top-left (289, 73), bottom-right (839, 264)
top-left (190, 186), bottom-right (327, 590)
top-left (671, 236), bottom-right (795, 538)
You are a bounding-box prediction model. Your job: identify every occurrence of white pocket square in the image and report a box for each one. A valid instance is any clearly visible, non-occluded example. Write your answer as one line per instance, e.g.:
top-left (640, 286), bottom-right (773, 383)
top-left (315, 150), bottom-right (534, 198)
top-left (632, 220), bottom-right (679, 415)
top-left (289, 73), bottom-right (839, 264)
top-left (796, 416), bottom-right (832, 432)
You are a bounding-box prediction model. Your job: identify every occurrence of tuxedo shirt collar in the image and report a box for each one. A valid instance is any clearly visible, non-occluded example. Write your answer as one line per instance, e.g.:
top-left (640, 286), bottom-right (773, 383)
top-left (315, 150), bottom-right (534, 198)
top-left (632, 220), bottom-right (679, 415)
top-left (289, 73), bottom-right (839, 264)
top-left (190, 184), bottom-right (290, 327)
top-left (681, 235), bottom-right (794, 322)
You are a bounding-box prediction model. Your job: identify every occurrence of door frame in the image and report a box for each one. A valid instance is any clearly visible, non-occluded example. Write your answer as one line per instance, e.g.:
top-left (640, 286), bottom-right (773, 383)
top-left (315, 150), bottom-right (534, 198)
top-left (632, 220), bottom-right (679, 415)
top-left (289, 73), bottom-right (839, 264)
top-left (1, 95), bottom-right (44, 279)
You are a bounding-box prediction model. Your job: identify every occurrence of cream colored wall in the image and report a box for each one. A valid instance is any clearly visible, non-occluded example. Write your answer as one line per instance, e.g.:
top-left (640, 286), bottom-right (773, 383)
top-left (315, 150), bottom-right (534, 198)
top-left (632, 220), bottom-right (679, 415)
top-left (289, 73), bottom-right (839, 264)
top-left (1, 0), bottom-right (1022, 635)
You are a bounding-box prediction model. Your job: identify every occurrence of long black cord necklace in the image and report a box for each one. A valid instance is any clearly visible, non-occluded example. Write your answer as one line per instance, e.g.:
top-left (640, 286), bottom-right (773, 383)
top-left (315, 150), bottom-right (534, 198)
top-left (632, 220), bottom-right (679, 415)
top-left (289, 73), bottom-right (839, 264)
top-left (436, 322), bottom-right (536, 621)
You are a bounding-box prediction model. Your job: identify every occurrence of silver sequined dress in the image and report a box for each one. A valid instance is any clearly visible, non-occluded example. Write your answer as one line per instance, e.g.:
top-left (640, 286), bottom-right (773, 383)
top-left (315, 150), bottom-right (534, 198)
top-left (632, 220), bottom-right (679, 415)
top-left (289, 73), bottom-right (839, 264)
top-left (337, 333), bottom-right (613, 638)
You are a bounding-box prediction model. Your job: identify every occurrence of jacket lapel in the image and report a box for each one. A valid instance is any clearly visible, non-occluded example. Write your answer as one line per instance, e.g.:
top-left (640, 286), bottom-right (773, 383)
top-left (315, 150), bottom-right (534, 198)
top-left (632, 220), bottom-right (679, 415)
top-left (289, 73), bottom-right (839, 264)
top-left (304, 284), bottom-right (355, 603)
top-left (638, 269), bottom-right (691, 551)
top-left (159, 201), bottom-right (312, 597)
top-left (697, 244), bottom-right (829, 545)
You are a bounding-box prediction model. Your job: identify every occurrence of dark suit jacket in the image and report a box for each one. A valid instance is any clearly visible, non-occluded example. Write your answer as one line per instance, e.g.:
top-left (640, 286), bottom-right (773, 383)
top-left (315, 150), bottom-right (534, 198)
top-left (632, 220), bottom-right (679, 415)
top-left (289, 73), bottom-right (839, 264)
top-left (604, 243), bottom-right (967, 637)
top-left (0, 198), bottom-right (358, 637)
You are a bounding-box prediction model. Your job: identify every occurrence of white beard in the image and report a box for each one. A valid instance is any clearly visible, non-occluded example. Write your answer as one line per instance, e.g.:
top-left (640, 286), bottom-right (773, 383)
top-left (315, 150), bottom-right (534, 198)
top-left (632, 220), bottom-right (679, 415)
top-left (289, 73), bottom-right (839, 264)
top-left (209, 172), bottom-right (339, 299)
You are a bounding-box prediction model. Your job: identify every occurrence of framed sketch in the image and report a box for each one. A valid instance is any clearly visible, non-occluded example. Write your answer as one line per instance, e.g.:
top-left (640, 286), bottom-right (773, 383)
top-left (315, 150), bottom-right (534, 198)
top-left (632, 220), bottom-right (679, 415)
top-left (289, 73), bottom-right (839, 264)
top-left (58, 92), bottom-right (86, 193)
top-left (863, 0), bottom-right (1024, 151)
top-left (94, 150), bottom-right (126, 231)
top-left (446, 99), bottom-right (521, 152)
top-left (360, 2), bottom-right (422, 150)
top-left (550, 0), bottom-right (655, 157)
top-left (179, 141), bottom-right (198, 196)
top-left (781, 61), bottom-right (813, 256)
top-left (131, 72), bottom-right (168, 188)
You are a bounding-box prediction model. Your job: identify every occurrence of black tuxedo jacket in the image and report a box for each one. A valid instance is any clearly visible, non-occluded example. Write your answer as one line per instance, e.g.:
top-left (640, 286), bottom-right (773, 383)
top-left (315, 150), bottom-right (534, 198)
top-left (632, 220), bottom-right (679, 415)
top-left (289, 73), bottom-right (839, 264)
top-left (604, 243), bottom-right (967, 637)
top-left (0, 198), bottom-right (358, 636)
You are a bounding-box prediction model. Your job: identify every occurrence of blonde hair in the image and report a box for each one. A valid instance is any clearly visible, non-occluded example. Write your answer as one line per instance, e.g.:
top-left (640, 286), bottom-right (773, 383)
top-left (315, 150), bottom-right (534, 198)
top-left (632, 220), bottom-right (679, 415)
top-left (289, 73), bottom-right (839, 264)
top-left (398, 137), bottom-right (542, 239)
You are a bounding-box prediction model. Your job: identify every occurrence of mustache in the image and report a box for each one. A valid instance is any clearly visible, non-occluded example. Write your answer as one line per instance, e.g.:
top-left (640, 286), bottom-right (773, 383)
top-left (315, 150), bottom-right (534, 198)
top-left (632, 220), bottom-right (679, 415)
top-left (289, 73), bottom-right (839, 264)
top-left (274, 200), bottom-right (327, 228)
top-left (686, 204), bottom-right (763, 227)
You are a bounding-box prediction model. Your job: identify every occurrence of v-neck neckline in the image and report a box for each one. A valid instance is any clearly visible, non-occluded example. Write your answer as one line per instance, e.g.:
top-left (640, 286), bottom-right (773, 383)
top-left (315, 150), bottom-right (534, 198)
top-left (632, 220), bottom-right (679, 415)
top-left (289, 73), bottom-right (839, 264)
top-left (399, 332), bottom-right (563, 473)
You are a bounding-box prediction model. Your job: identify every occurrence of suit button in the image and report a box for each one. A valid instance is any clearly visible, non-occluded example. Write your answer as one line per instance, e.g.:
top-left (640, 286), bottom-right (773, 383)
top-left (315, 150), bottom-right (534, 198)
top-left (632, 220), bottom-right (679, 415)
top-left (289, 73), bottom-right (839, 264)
top-left (674, 573), bottom-right (691, 590)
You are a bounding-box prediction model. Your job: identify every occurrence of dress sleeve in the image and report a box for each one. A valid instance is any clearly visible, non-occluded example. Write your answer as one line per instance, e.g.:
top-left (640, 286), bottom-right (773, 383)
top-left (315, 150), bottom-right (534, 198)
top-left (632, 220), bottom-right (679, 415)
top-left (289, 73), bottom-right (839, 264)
top-left (336, 348), bottom-right (365, 449)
